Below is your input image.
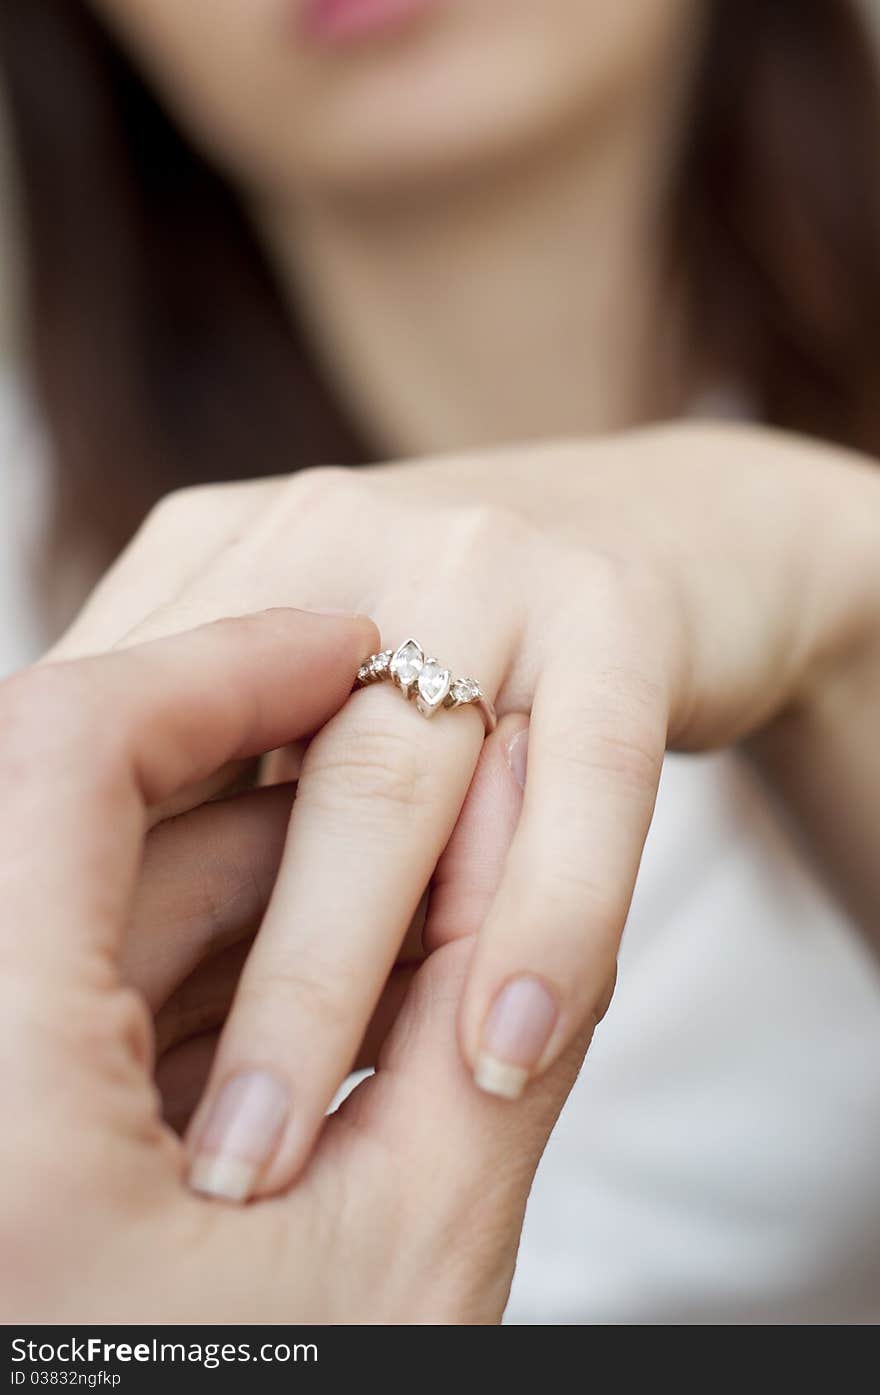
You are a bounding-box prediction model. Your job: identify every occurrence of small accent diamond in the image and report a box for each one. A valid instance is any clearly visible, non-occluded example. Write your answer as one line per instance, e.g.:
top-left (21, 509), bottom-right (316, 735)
top-left (451, 677), bottom-right (481, 704)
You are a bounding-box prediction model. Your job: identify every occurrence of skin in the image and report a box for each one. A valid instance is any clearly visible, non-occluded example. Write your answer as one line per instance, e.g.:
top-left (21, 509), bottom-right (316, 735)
top-left (130, 710), bottom-right (532, 1131)
top-left (1, 610), bottom-right (589, 1322)
top-left (90, 0), bottom-right (704, 193)
top-left (52, 427), bottom-right (880, 1202)
top-left (18, 0), bottom-right (877, 1246)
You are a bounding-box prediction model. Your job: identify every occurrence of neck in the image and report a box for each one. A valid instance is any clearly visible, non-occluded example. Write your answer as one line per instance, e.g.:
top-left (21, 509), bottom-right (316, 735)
top-left (257, 86), bottom-right (692, 459)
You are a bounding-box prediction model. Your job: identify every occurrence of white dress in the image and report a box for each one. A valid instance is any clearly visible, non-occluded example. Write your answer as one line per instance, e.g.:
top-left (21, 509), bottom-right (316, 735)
top-left (2, 375), bottom-right (879, 1324)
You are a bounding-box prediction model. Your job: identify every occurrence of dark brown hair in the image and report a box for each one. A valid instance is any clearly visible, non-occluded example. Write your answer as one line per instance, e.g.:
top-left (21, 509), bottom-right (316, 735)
top-left (1, 0), bottom-right (879, 591)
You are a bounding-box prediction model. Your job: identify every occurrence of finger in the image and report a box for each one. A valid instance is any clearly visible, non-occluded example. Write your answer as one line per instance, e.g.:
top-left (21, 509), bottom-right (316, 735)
top-left (0, 608), bottom-right (378, 984)
top-left (158, 1030), bottom-right (220, 1136)
top-left (157, 958), bottom-right (419, 1069)
top-left (326, 939), bottom-right (596, 1323)
top-left (158, 730), bottom-right (524, 1004)
top-left (351, 964), bottom-right (419, 1069)
top-left (47, 486), bottom-right (320, 828)
top-left (185, 630), bottom-right (506, 1204)
top-left (458, 636), bottom-right (667, 1099)
top-left (154, 940), bottom-right (251, 1056)
top-left (47, 480), bottom-right (278, 661)
top-left (126, 783), bottom-right (296, 1009)
top-left (157, 966), bottom-right (419, 1135)
top-left (144, 757), bottom-right (261, 830)
top-left (423, 712), bottom-right (529, 952)
top-left (148, 730), bottom-right (305, 829)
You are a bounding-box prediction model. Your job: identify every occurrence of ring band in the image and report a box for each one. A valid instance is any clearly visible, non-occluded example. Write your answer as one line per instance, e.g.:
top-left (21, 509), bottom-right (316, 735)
top-left (355, 638), bottom-right (497, 734)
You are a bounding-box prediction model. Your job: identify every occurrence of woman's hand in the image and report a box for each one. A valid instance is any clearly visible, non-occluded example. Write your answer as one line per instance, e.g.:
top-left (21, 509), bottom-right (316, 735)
top-left (50, 421), bottom-right (880, 1201)
top-left (1, 609), bottom-right (583, 1323)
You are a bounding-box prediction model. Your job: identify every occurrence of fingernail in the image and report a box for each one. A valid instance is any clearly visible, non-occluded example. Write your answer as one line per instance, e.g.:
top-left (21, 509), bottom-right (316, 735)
top-left (505, 728), bottom-right (529, 789)
top-left (188, 1070), bottom-right (289, 1203)
top-left (474, 976), bottom-right (558, 1100)
top-left (305, 607), bottom-right (362, 617)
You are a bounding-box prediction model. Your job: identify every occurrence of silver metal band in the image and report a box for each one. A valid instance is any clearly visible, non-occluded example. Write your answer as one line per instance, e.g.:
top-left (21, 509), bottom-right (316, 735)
top-left (355, 638), bottom-right (497, 734)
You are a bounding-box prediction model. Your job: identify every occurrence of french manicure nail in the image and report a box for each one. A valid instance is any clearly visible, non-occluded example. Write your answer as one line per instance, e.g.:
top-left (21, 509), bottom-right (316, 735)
top-left (505, 728), bottom-right (529, 789)
top-left (188, 1070), bottom-right (289, 1203)
top-left (305, 606), bottom-right (362, 617)
top-left (474, 976), bottom-right (559, 1100)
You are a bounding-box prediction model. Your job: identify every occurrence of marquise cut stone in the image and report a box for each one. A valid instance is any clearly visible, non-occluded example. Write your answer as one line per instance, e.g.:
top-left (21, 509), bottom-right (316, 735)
top-left (390, 639), bottom-right (424, 688)
top-left (418, 660), bottom-right (452, 710)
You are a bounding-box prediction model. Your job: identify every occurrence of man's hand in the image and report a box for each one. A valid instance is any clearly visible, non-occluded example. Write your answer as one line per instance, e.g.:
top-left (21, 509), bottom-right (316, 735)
top-left (0, 610), bottom-right (586, 1322)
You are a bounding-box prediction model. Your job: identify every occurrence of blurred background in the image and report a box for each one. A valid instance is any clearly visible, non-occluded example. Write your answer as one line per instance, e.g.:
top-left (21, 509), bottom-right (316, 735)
top-left (0, 92), bottom-right (15, 360)
top-left (1, 0), bottom-right (880, 1327)
top-left (1, 6), bottom-right (879, 350)
top-left (0, 6), bottom-right (877, 375)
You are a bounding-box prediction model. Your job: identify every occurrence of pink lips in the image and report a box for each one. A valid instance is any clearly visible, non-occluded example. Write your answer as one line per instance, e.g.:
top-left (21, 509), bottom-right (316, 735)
top-left (302, 0), bottom-right (442, 44)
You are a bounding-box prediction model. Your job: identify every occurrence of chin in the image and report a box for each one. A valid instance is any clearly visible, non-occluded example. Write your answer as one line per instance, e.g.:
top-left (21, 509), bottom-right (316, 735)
top-left (273, 72), bottom-right (587, 196)
top-left (238, 51), bottom-right (634, 200)
top-left (97, 0), bottom-right (702, 202)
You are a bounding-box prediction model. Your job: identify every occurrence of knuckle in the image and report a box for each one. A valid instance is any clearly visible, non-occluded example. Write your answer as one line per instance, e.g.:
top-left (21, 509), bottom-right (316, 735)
top-left (237, 959), bottom-right (353, 1036)
top-left (563, 869), bottom-right (630, 944)
top-left (301, 719), bottom-right (435, 814)
top-left (0, 664), bottom-right (99, 757)
top-left (567, 721), bottom-right (664, 798)
top-left (518, 861), bottom-right (628, 944)
top-left (580, 546), bottom-right (652, 618)
top-left (72, 985), bottom-right (155, 1076)
top-left (579, 546), bottom-right (679, 660)
top-left (538, 670), bottom-right (666, 803)
top-left (4, 978), bottom-right (153, 1085)
top-left (282, 464), bottom-right (364, 518)
top-left (447, 502), bottom-right (530, 562)
top-left (140, 482), bottom-right (226, 537)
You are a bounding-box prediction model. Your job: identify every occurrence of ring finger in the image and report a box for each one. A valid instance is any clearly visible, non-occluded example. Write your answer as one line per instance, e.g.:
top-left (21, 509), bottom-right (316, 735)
top-left (184, 620), bottom-right (510, 1202)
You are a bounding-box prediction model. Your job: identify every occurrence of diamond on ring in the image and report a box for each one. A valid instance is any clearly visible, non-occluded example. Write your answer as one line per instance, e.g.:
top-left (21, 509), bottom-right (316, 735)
top-left (356, 649), bottom-right (393, 684)
top-left (450, 676), bottom-right (481, 705)
top-left (417, 660), bottom-right (452, 716)
top-left (389, 638), bottom-right (424, 689)
top-left (354, 638), bottom-right (497, 733)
